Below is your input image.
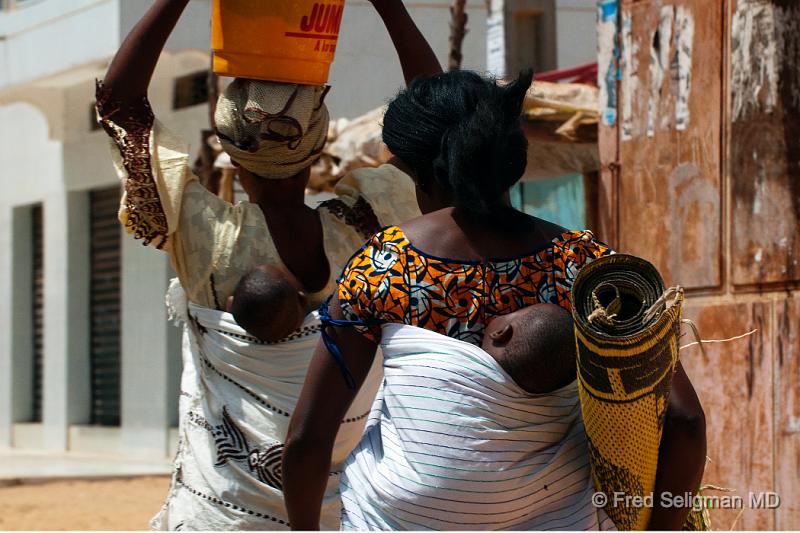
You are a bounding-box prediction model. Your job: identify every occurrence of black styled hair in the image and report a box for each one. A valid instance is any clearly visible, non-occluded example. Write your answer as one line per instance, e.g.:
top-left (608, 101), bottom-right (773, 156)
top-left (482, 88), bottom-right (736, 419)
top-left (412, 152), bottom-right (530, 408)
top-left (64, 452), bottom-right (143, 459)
top-left (503, 305), bottom-right (577, 394)
top-left (382, 69), bottom-right (533, 215)
top-left (230, 268), bottom-right (300, 343)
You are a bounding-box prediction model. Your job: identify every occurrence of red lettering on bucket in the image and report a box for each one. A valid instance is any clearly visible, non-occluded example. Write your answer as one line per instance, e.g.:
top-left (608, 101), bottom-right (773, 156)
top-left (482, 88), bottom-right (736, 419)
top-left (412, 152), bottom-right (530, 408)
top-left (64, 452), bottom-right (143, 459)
top-left (313, 40), bottom-right (337, 53)
top-left (295, 3), bottom-right (342, 38)
top-left (327, 5), bottom-right (344, 34)
top-left (315, 5), bottom-right (331, 32)
top-left (300, 4), bottom-right (319, 32)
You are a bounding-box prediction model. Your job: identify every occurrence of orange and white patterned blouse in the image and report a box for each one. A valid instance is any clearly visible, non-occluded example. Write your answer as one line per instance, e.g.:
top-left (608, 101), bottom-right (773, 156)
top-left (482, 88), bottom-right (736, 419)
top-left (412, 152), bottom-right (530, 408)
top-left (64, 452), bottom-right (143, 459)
top-left (337, 225), bottom-right (613, 345)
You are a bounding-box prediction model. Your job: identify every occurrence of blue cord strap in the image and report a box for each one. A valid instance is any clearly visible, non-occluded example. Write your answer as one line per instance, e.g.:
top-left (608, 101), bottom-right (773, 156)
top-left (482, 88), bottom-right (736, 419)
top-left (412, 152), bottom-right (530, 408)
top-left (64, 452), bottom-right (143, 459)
top-left (318, 297), bottom-right (383, 390)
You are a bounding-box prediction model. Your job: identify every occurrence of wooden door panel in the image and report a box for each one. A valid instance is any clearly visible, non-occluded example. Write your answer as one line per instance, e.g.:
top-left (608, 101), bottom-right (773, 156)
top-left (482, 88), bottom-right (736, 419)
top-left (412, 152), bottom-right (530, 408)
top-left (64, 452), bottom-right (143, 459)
top-left (615, 0), bottom-right (723, 290)
top-left (681, 301), bottom-right (775, 530)
top-left (775, 297), bottom-right (800, 529)
top-left (730, 0), bottom-right (800, 288)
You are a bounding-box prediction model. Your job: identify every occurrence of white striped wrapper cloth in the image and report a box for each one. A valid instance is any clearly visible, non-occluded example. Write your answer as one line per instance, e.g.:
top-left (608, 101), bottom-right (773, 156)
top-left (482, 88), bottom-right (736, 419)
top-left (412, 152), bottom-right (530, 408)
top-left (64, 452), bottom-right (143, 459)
top-left (340, 323), bottom-right (616, 531)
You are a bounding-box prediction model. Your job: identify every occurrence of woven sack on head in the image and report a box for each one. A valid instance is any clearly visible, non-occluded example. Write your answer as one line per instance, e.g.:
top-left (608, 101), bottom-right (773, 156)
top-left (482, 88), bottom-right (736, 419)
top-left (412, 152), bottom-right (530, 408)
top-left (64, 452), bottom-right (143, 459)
top-left (215, 79), bottom-right (330, 179)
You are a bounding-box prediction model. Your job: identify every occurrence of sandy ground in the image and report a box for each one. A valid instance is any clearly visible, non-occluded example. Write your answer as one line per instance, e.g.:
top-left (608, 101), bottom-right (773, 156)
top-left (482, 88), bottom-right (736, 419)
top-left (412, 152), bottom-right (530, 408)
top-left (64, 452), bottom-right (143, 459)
top-left (0, 476), bottom-right (170, 531)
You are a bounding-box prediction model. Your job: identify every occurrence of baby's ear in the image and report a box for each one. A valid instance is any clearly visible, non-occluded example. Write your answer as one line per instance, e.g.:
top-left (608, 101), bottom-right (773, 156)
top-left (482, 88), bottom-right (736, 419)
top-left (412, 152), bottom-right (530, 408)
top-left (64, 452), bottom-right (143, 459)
top-left (488, 323), bottom-right (513, 345)
top-left (225, 295), bottom-right (234, 312)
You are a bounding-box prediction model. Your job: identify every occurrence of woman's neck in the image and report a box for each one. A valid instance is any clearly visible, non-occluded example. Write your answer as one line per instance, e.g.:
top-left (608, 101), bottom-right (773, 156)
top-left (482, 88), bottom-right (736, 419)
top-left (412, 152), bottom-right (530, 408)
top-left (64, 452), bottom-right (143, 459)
top-left (400, 205), bottom-right (565, 262)
top-left (452, 204), bottom-right (531, 233)
top-left (249, 178), bottom-right (309, 212)
top-left (254, 189), bottom-right (307, 212)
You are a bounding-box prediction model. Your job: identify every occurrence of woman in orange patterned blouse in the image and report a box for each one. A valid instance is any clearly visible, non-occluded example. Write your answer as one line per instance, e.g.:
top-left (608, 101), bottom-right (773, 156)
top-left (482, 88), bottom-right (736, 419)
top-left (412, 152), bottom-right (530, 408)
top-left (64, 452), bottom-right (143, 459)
top-left (283, 70), bottom-right (706, 530)
top-left (328, 70), bottom-right (613, 348)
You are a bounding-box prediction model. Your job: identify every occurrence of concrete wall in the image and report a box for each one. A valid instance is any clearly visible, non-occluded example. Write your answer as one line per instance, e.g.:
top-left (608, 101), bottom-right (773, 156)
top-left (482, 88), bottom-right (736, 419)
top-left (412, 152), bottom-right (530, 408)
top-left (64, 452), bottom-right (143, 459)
top-left (0, 205), bottom-right (33, 446)
top-left (0, 0), bottom-right (119, 91)
top-left (0, 3), bottom-right (209, 455)
top-left (0, 101), bottom-right (62, 196)
top-left (120, 0), bottom-right (211, 55)
top-left (555, 0), bottom-right (596, 68)
top-left (328, 0), bottom-right (488, 118)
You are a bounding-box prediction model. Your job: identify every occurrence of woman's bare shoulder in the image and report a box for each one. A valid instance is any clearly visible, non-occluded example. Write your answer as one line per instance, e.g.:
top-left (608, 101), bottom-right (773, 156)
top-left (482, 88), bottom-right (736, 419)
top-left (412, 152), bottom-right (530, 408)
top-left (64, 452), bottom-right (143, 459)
top-left (530, 216), bottom-right (568, 242)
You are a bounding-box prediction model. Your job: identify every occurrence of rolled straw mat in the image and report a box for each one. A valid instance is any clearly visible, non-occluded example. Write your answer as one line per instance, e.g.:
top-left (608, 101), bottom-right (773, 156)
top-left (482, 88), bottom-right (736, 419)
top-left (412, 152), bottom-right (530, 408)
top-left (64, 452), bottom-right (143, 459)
top-left (571, 253), bottom-right (705, 530)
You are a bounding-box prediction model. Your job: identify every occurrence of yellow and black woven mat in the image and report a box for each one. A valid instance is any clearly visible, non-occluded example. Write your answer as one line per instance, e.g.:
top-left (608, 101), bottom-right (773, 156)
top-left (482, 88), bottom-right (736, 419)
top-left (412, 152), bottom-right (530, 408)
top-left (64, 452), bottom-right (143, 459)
top-left (572, 253), bottom-right (695, 530)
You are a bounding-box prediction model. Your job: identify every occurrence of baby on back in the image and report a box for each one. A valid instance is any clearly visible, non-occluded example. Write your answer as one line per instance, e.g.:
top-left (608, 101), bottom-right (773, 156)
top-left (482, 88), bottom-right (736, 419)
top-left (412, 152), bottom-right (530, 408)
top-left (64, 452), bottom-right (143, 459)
top-left (227, 265), bottom-right (309, 342)
top-left (482, 303), bottom-right (578, 394)
top-left (228, 265), bottom-right (578, 390)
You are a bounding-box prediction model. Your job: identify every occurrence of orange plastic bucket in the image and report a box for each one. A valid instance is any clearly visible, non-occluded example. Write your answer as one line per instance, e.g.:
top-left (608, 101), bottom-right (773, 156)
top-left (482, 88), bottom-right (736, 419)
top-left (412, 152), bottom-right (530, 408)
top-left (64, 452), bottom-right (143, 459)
top-left (212, 0), bottom-right (345, 86)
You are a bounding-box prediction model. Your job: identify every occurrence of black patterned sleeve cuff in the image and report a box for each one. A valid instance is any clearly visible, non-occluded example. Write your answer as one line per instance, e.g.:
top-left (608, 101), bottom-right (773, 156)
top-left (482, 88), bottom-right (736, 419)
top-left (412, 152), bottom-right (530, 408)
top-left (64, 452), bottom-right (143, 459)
top-left (95, 80), bottom-right (170, 249)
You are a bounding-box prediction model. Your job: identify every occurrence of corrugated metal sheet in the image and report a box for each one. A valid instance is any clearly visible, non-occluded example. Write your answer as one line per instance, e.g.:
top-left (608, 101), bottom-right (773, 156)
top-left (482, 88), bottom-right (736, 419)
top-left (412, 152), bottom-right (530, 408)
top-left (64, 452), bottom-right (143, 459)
top-left (89, 187), bottom-right (122, 426)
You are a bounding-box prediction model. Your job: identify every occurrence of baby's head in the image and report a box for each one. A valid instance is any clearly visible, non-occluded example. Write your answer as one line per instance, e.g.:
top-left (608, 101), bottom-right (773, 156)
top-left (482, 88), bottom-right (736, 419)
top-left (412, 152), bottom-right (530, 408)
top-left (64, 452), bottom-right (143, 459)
top-left (227, 265), bottom-right (308, 343)
top-left (482, 303), bottom-right (578, 394)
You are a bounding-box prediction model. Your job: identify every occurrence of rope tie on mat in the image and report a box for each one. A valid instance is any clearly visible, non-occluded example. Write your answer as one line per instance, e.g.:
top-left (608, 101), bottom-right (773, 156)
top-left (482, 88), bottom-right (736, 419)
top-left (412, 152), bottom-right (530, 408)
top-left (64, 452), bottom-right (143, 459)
top-left (586, 280), bottom-right (757, 362)
top-left (587, 283), bottom-right (621, 326)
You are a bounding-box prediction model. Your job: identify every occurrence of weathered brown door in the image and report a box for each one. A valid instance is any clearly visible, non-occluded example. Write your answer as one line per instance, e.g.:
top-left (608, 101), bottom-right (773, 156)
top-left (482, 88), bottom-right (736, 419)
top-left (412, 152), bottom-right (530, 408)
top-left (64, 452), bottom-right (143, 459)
top-left (596, 0), bottom-right (799, 528)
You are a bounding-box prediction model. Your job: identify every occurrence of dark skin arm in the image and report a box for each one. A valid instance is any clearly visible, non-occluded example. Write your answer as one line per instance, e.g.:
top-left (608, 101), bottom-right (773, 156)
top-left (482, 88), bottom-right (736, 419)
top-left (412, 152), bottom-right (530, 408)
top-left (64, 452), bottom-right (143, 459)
top-left (369, 0), bottom-right (442, 170)
top-left (102, 0), bottom-right (190, 126)
top-left (252, 0), bottom-right (439, 289)
top-left (370, 0), bottom-right (442, 86)
top-left (648, 362), bottom-right (707, 530)
top-left (283, 297), bottom-right (378, 530)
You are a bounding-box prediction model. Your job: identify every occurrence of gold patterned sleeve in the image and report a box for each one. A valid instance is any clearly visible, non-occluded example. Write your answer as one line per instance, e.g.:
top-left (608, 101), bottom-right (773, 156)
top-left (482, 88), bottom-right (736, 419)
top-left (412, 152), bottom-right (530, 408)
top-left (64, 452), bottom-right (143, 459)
top-left (95, 80), bottom-right (196, 250)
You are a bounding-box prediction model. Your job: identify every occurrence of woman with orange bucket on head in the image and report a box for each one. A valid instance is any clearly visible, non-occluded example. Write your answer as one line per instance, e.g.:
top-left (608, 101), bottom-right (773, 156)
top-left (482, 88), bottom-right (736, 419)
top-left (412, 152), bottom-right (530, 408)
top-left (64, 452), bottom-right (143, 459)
top-left (95, 0), bottom-right (440, 529)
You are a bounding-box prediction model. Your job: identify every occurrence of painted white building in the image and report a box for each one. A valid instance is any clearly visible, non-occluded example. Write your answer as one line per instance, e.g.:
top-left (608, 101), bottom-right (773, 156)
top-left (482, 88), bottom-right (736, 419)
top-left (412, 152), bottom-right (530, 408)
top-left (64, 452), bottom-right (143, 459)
top-left (0, 0), bottom-right (595, 459)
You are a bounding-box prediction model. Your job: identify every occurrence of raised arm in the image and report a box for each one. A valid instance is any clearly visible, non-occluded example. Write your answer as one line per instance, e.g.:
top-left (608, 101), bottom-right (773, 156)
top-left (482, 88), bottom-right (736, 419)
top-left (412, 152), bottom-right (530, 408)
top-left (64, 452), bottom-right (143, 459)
top-left (102, 0), bottom-right (190, 123)
top-left (370, 0), bottom-right (442, 85)
top-left (95, 0), bottom-right (202, 253)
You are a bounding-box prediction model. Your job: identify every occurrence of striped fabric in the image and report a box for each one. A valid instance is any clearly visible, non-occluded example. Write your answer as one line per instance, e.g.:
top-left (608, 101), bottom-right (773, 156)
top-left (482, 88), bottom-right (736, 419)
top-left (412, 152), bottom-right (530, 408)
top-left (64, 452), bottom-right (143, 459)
top-left (341, 323), bottom-right (616, 531)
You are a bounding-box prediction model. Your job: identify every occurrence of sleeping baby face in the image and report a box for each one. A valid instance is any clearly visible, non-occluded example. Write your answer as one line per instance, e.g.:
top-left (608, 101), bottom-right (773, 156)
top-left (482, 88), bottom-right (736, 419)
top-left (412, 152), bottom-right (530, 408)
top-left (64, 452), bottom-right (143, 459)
top-left (482, 304), bottom-right (578, 394)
